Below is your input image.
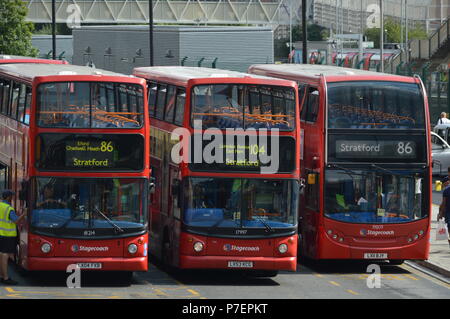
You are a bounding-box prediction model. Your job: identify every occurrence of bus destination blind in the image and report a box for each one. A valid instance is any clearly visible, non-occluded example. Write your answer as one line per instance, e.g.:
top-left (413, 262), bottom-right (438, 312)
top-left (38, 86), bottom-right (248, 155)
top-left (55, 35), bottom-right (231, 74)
top-left (36, 134), bottom-right (144, 171)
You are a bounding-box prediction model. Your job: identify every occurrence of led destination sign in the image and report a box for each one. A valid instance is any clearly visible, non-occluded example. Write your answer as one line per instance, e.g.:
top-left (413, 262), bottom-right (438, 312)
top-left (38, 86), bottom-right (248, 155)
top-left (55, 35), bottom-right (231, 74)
top-left (336, 140), bottom-right (416, 159)
top-left (36, 134), bottom-right (144, 171)
top-left (65, 140), bottom-right (115, 168)
top-left (189, 135), bottom-right (296, 173)
top-left (328, 134), bottom-right (426, 163)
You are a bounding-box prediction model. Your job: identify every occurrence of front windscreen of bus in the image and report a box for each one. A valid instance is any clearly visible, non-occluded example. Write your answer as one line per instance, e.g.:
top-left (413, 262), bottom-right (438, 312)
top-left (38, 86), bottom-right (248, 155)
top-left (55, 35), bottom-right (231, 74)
top-left (327, 81), bottom-right (425, 129)
top-left (324, 168), bottom-right (428, 224)
top-left (37, 82), bottom-right (144, 128)
top-left (31, 178), bottom-right (147, 236)
top-left (191, 84), bottom-right (295, 130)
top-left (183, 178), bottom-right (298, 229)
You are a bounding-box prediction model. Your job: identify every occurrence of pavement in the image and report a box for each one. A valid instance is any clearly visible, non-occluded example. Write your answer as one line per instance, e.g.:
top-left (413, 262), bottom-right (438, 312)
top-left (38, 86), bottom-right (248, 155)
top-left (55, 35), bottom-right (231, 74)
top-left (415, 191), bottom-right (450, 280)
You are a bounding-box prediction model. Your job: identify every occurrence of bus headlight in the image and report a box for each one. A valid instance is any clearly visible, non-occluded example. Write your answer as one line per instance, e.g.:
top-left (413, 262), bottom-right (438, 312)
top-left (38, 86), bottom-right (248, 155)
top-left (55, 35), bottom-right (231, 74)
top-left (193, 242), bottom-right (204, 252)
top-left (41, 243), bottom-right (51, 254)
top-left (278, 243), bottom-right (288, 254)
top-left (128, 244), bottom-right (138, 254)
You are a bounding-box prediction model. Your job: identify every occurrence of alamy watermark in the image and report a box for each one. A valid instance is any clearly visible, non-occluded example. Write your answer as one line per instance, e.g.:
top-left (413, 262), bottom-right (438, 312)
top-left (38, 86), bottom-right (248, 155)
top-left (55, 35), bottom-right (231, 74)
top-left (170, 120), bottom-right (281, 174)
top-left (66, 264), bottom-right (81, 289)
top-left (366, 264), bottom-right (382, 289)
top-left (66, 4), bottom-right (82, 29)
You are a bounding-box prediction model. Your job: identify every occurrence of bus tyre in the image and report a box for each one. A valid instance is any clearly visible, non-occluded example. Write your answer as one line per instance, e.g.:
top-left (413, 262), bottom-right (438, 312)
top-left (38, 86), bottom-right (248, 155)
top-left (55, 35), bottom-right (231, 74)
top-left (389, 260), bottom-right (404, 266)
top-left (14, 244), bottom-right (28, 276)
top-left (161, 240), bottom-right (176, 273)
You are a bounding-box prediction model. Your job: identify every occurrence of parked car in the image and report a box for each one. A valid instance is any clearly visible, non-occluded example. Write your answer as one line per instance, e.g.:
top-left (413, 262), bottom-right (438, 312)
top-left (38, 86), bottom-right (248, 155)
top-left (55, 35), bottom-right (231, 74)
top-left (431, 131), bottom-right (450, 176)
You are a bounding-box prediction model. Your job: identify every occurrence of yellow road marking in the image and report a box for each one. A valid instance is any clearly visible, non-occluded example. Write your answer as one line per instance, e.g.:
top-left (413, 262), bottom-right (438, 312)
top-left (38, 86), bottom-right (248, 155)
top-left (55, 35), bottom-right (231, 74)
top-left (187, 289), bottom-right (200, 296)
top-left (402, 274), bottom-right (419, 281)
top-left (347, 289), bottom-right (360, 296)
top-left (329, 281), bottom-right (341, 287)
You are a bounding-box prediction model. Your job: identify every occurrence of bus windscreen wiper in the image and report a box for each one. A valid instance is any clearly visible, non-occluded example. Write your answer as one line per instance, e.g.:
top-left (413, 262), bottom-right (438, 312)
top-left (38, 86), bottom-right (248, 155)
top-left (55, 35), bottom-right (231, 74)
top-left (94, 207), bottom-right (124, 234)
top-left (254, 217), bottom-right (275, 233)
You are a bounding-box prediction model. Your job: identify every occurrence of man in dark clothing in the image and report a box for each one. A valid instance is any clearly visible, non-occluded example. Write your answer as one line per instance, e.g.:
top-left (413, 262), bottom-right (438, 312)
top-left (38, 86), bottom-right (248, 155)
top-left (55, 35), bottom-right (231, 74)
top-left (0, 190), bottom-right (25, 285)
top-left (438, 175), bottom-right (450, 247)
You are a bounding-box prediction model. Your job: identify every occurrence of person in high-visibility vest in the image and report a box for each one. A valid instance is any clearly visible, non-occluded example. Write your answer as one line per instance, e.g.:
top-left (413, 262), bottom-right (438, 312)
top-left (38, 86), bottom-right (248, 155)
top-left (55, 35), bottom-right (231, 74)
top-left (0, 190), bottom-right (25, 285)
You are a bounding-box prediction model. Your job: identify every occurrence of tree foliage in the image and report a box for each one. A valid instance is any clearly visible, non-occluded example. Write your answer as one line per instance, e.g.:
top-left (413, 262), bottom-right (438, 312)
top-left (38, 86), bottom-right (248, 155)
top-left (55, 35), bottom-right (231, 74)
top-left (364, 18), bottom-right (429, 48)
top-left (0, 0), bottom-right (38, 56)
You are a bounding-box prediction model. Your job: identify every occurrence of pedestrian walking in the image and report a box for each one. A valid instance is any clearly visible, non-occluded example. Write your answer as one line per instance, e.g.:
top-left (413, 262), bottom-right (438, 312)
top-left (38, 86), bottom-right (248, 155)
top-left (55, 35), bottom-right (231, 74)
top-left (438, 174), bottom-right (450, 248)
top-left (437, 112), bottom-right (450, 125)
top-left (0, 190), bottom-right (25, 285)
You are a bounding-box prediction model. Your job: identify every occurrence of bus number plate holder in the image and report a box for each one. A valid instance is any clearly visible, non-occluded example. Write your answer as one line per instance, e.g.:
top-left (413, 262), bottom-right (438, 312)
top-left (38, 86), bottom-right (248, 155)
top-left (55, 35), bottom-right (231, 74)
top-left (364, 253), bottom-right (388, 259)
top-left (77, 263), bottom-right (102, 269)
top-left (227, 261), bottom-right (253, 268)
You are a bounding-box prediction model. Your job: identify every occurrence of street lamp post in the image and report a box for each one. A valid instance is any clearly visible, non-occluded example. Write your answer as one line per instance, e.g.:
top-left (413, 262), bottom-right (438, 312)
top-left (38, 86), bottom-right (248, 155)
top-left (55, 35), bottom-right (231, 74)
top-left (149, 0), bottom-right (154, 66)
top-left (302, 0), bottom-right (307, 64)
top-left (380, 0), bottom-right (384, 72)
top-left (52, 0), bottom-right (56, 60)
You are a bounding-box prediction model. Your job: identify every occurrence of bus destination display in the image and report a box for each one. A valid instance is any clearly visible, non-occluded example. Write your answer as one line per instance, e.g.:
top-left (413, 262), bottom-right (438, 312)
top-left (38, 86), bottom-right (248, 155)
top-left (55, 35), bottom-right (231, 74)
top-left (189, 135), bottom-right (295, 173)
top-left (36, 134), bottom-right (144, 171)
top-left (335, 140), bottom-right (416, 159)
top-left (65, 140), bottom-right (115, 168)
top-left (327, 134), bottom-right (426, 163)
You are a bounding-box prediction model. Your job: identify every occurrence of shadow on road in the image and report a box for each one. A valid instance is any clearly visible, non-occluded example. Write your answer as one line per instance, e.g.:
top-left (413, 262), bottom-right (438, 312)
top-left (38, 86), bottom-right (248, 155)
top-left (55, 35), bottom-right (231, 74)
top-left (297, 258), bottom-right (411, 275)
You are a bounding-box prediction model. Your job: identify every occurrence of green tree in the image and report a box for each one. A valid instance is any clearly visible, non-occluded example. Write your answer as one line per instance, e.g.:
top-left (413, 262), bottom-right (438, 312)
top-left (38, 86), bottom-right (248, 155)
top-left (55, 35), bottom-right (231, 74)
top-left (292, 23), bottom-right (329, 42)
top-left (364, 19), bottom-right (429, 48)
top-left (0, 0), bottom-right (38, 56)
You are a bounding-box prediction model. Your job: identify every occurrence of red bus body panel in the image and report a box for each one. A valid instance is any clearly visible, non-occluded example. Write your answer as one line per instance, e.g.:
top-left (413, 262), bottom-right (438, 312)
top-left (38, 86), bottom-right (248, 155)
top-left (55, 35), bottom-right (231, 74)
top-left (24, 234), bottom-right (148, 271)
top-left (179, 232), bottom-right (297, 271)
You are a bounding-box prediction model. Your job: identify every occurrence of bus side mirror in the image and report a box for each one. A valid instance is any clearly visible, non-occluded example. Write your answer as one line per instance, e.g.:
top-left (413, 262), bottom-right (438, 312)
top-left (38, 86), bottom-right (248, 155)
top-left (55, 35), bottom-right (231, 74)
top-left (299, 178), bottom-right (305, 195)
top-left (149, 177), bottom-right (156, 194)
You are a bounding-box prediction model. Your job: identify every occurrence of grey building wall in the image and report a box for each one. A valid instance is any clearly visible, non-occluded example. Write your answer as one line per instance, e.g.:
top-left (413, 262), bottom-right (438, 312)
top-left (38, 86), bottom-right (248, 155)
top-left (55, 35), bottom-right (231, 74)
top-left (73, 26), bottom-right (179, 74)
top-left (32, 35), bottom-right (73, 62)
top-left (72, 26), bottom-right (273, 74)
top-left (179, 27), bottom-right (273, 72)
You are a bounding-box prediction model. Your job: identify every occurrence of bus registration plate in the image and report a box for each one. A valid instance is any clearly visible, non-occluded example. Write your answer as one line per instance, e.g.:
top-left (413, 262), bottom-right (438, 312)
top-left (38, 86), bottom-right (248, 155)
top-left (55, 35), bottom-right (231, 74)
top-left (227, 261), bottom-right (253, 268)
top-left (77, 263), bottom-right (102, 269)
top-left (364, 253), bottom-right (388, 259)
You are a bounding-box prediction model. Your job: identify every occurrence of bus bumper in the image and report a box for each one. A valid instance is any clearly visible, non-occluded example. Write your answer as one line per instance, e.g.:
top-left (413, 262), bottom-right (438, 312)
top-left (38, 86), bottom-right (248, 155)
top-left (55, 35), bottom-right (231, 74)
top-left (179, 255), bottom-right (297, 271)
top-left (26, 257), bottom-right (148, 271)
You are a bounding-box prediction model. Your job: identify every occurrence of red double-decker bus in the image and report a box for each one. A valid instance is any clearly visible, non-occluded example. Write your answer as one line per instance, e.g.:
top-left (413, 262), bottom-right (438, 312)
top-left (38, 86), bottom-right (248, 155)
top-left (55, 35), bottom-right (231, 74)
top-left (0, 55), bottom-right (68, 65)
top-left (0, 63), bottom-right (150, 274)
top-left (249, 64), bottom-right (431, 264)
top-left (133, 66), bottom-right (300, 276)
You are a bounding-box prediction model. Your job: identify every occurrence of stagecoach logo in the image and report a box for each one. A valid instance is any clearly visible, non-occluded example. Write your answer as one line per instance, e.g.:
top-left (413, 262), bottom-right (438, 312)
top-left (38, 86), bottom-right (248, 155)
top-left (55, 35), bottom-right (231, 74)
top-left (360, 229), bottom-right (395, 237)
top-left (71, 245), bottom-right (80, 252)
top-left (71, 245), bottom-right (109, 253)
top-left (223, 244), bottom-right (260, 252)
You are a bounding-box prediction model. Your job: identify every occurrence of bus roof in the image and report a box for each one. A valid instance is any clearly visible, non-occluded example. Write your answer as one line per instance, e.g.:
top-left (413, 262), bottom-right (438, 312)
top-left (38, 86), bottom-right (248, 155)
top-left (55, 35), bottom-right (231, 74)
top-left (248, 64), bottom-right (415, 83)
top-left (133, 66), bottom-right (296, 87)
top-left (0, 55), bottom-right (66, 64)
top-left (0, 63), bottom-right (136, 83)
